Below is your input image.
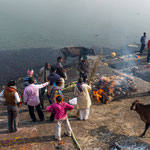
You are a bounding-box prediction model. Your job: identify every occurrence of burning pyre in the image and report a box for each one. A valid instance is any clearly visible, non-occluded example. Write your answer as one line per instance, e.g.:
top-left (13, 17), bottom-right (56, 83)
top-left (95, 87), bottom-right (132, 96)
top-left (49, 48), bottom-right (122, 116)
top-left (93, 73), bottom-right (138, 104)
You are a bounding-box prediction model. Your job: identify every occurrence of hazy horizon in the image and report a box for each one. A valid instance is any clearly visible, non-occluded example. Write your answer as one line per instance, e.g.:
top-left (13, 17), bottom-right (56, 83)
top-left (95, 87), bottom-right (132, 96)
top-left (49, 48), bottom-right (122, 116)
top-left (0, 0), bottom-right (150, 51)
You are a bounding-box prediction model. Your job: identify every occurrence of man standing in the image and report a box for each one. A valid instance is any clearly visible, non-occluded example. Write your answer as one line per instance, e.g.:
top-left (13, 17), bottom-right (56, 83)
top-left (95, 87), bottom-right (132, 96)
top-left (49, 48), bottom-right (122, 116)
top-left (39, 63), bottom-right (51, 83)
top-left (23, 77), bottom-right (49, 122)
top-left (39, 62), bottom-right (51, 109)
top-left (56, 56), bottom-right (66, 89)
top-left (147, 39), bottom-right (150, 64)
top-left (139, 32), bottom-right (146, 55)
top-left (78, 58), bottom-right (89, 83)
top-left (47, 66), bottom-right (60, 103)
top-left (74, 78), bottom-right (91, 121)
top-left (48, 66), bottom-right (60, 87)
top-left (0, 80), bottom-right (21, 132)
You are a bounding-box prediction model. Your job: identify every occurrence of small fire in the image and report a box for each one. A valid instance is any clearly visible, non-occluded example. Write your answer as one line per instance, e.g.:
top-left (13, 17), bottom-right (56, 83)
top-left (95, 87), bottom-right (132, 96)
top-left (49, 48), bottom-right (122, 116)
top-left (93, 74), bottom-right (137, 104)
top-left (109, 88), bottom-right (114, 93)
top-left (109, 81), bottom-right (115, 93)
top-left (136, 55), bottom-right (140, 59)
top-left (93, 89), bottom-right (104, 103)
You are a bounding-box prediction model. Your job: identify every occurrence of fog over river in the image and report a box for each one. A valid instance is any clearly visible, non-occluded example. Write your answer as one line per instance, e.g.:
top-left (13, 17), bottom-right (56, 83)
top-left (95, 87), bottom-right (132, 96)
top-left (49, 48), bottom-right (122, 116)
top-left (0, 0), bottom-right (150, 51)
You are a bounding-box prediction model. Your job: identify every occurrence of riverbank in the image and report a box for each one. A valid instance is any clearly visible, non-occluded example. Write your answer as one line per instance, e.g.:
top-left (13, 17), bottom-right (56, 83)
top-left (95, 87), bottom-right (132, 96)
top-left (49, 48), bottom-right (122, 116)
top-left (1, 54), bottom-right (150, 149)
top-left (0, 47), bottom-right (58, 85)
top-left (0, 45), bottom-right (139, 85)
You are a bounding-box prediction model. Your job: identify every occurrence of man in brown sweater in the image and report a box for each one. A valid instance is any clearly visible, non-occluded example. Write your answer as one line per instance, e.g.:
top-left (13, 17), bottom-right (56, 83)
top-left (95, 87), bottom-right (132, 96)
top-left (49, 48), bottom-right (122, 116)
top-left (0, 80), bottom-right (21, 132)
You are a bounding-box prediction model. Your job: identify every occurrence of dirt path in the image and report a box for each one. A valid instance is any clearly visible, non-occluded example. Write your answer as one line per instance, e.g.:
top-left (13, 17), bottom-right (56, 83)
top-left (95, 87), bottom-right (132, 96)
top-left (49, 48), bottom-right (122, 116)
top-left (0, 101), bottom-right (77, 150)
top-left (69, 96), bottom-right (150, 149)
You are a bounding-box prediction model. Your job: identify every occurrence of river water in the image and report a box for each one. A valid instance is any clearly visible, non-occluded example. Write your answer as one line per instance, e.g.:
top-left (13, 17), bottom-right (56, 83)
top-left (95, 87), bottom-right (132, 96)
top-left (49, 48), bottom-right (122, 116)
top-left (0, 0), bottom-right (150, 51)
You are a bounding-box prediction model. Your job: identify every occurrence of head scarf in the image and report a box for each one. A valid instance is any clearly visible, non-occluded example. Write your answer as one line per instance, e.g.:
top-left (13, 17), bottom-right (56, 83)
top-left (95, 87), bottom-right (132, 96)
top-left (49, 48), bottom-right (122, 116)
top-left (27, 69), bottom-right (34, 77)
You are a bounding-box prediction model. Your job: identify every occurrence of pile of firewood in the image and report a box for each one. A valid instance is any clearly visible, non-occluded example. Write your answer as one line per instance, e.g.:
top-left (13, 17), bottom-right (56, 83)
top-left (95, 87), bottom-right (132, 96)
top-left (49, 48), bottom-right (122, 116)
top-left (93, 72), bottom-right (138, 104)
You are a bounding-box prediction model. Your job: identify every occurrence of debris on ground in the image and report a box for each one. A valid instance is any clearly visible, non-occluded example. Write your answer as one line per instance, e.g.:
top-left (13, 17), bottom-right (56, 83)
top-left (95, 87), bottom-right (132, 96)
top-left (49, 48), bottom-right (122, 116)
top-left (119, 54), bottom-right (141, 61)
top-left (64, 81), bottom-right (77, 90)
top-left (69, 97), bottom-right (77, 105)
top-left (110, 141), bottom-right (150, 150)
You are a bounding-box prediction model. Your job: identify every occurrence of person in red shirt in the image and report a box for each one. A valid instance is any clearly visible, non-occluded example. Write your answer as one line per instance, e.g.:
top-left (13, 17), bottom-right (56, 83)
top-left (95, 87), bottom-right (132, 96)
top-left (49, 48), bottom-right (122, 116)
top-left (46, 95), bottom-right (74, 141)
top-left (147, 40), bottom-right (150, 63)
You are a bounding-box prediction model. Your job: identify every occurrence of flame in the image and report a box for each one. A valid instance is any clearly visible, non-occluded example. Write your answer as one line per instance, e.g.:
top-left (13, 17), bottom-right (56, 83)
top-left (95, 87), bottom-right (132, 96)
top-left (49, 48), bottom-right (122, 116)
top-left (93, 89), bottom-right (104, 102)
top-left (93, 81), bottom-right (115, 103)
top-left (109, 88), bottom-right (114, 93)
top-left (136, 55), bottom-right (140, 59)
top-left (109, 81), bottom-right (115, 93)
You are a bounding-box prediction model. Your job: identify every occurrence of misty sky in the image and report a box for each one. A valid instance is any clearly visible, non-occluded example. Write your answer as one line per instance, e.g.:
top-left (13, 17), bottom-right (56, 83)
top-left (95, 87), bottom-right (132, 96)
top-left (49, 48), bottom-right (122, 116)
top-left (0, 0), bottom-right (150, 50)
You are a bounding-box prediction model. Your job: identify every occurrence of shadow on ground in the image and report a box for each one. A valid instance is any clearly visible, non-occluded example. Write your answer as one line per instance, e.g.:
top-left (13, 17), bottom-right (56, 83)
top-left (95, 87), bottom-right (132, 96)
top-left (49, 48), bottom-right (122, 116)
top-left (90, 125), bottom-right (150, 149)
top-left (0, 135), bottom-right (55, 147)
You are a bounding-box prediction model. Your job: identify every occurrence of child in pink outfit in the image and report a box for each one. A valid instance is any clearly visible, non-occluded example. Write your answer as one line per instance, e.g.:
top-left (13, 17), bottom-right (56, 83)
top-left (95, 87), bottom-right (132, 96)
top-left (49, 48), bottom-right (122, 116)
top-left (46, 95), bottom-right (74, 141)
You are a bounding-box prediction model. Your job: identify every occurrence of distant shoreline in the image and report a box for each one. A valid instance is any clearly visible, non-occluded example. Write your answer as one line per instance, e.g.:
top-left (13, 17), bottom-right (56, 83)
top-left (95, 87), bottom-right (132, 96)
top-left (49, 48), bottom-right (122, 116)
top-left (0, 47), bottom-right (59, 85)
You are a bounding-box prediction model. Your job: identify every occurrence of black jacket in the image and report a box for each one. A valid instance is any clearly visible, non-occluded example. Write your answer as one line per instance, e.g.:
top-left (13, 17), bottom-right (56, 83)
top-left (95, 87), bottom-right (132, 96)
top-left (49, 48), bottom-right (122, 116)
top-left (56, 62), bottom-right (66, 78)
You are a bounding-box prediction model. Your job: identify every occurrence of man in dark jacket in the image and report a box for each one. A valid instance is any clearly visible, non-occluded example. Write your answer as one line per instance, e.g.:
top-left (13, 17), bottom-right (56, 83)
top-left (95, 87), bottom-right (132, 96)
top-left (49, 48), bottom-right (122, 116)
top-left (147, 39), bottom-right (150, 63)
top-left (47, 66), bottom-right (60, 104)
top-left (78, 58), bottom-right (89, 83)
top-left (139, 32), bottom-right (146, 55)
top-left (56, 56), bottom-right (66, 78)
top-left (56, 56), bottom-right (66, 89)
top-left (48, 66), bottom-right (60, 86)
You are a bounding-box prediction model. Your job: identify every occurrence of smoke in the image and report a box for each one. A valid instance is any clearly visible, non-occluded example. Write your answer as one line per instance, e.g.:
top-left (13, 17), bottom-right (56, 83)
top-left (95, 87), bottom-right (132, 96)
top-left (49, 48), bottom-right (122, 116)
top-left (112, 45), bottom-right (139, 74)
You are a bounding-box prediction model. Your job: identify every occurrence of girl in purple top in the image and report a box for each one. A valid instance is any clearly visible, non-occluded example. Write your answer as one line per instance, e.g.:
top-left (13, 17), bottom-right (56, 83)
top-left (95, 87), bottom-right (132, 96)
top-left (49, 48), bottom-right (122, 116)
top-left (46, 95), bottom-right (74, 141)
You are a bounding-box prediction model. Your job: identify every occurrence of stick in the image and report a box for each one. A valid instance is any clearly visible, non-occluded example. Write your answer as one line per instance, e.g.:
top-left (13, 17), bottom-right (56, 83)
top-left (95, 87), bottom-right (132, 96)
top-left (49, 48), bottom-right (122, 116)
top-left (70, 124), bottom-right (83, 150)
top-left (88, 48), bottom-right (102, 84)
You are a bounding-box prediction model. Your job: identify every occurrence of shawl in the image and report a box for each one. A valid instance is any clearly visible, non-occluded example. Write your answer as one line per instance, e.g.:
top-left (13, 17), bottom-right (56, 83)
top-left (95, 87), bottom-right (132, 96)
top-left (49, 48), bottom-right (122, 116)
top-left (77, 82), bottom-right (83, 93)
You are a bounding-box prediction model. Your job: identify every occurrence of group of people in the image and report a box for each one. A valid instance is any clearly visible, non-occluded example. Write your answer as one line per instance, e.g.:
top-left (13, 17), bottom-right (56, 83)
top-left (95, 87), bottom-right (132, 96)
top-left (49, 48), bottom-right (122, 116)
top-left (1, 33), bottom-right (150, 142)
top-left (0, 55), bottom-right (92, 142)
top-left (139, 32), bottom-right (150, 64)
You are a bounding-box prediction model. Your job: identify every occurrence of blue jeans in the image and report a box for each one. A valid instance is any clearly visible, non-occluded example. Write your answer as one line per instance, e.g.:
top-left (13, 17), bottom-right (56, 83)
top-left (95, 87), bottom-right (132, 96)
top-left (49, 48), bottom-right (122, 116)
top-left (41, 87), bottom-right (46, 97)
top-left (40, 87), bottom-right (53, 105)
top-left (140, 44), bottom-right (145, 54)
top-left (147, 49), bottom-right (150, 63)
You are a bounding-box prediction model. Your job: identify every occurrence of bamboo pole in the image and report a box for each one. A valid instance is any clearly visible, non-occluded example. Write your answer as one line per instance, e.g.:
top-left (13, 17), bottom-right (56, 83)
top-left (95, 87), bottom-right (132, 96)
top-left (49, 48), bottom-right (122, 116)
top-left (88, 48), bottom-right (103, 84)
top-left (71, 128), bottom-right (83, 150)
